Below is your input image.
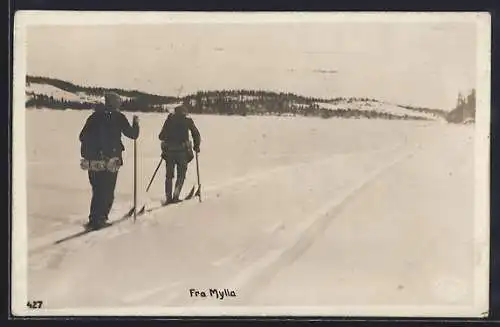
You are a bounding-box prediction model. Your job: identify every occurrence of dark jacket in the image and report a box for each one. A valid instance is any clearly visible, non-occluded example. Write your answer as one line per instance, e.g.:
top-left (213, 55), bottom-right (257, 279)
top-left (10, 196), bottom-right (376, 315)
top-left (158, 113), bottom-right (201, 150)
top-left (79, 110), bottom-right (139, 160)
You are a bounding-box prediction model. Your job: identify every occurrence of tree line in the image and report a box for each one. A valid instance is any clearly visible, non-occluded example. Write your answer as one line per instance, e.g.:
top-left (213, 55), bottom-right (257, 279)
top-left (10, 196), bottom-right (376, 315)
top-left (181, 91), bottom-right (430, 120)
top-left (26, 75), bottom-right (176, 104)
top-left (446, 89), bottom-right (476, 123)
top-left (26, 94), bottom-right (94, 110)
top-left (397, 105), bottom-right (448, 119)
top-left (26, 76), bottom-right (434, 121)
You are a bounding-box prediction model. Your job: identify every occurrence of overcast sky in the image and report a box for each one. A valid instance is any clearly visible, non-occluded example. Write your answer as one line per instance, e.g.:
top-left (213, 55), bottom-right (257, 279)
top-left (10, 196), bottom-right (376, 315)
top-left (26, 21), bottom-right (477, 110)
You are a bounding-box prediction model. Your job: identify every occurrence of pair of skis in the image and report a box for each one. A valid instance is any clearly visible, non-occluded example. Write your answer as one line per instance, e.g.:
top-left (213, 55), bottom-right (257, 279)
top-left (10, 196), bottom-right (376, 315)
top-left (125, 140), bottom-right (202, 220)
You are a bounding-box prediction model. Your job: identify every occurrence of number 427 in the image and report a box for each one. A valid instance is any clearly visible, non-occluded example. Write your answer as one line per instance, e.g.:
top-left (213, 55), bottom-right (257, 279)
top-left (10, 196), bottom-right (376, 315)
top-left (27, 301), bottom-right (43, 309)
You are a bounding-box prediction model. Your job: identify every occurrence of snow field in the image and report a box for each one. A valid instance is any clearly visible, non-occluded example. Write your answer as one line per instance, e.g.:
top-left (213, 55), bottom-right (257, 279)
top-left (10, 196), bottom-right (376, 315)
top-left (23, 109), bottom-right (479, 314)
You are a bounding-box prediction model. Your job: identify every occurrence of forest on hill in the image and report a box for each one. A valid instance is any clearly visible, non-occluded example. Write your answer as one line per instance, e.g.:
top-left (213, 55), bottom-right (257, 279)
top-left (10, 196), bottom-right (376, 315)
top-left (26, 75), bottom-right (462, 122)
top-left (446, 89), bottom-right (476, 124)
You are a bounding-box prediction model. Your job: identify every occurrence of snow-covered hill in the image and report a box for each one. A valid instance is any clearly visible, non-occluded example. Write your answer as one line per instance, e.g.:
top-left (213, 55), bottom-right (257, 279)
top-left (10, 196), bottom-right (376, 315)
top-left (25, 77), bottom-right (444, 121)
top-left (316, 100), bottom-right (439, 120)
top-left (26, 82), bottom-right (85, 102)
top-left (26, 82), bottom-right (132, 104)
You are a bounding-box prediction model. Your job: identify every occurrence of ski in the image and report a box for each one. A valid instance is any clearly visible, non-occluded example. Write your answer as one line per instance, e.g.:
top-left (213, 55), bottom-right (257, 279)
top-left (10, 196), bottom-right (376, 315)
top-left (52, 185), bottom-right (200, 245)
top-left (53, 214), bottom-right (131, 245)
top-left (144, 200), bottom-right (183, 214)
top-left (184, 185), bottom-right (196, 200)
top-left (135, 185), bottom-right (198, 216)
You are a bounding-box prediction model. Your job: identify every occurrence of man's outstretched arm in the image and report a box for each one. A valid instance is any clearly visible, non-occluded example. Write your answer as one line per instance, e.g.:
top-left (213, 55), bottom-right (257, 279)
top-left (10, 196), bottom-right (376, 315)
top-left (121, 114), bottom-right (140, 139)
top-left (189, 119), bottom-right (201, 151)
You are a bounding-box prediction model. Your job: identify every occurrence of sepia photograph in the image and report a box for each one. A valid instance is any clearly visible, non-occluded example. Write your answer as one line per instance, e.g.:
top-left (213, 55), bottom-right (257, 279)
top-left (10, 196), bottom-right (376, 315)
top-left (12, 11), bottom-right (490, 317)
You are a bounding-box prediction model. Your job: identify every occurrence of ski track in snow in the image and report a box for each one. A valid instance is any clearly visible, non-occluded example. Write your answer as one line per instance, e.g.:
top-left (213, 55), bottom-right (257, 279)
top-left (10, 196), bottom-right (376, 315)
top-left (28, 138), bottom-right (407, 255)
top-left (28, 150), bottom-right (399, 276)
top-left (28, 138), bottom-right (413, 308)
top-left (224, 151), bottom-right (415, 304)
top-left (156, 144), bottom-right (415, 307)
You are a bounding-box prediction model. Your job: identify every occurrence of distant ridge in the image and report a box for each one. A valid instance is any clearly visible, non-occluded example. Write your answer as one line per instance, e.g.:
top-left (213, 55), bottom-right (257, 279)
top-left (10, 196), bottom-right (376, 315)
top-left (25, 75), bottom-right (452, 122)
top-left (26, 75), bottom-right (177, 103)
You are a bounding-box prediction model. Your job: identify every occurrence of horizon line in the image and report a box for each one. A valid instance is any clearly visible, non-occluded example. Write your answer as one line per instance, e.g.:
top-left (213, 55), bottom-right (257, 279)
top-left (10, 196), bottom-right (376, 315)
top-left (26, 74), bottom-right (453, 111)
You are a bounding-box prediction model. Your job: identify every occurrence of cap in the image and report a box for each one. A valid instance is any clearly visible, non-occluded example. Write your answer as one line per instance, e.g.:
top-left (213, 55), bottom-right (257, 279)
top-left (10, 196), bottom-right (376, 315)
top-left (104, 92), bottom-right (122, 110)
top-left (174, 105), bottom-right (188, 115)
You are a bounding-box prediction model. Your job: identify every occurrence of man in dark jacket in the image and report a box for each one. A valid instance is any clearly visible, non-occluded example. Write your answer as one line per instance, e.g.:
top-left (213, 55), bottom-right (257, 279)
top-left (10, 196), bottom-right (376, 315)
top-left (159, 105), bottom-right (201, 204)
top-left (79, 92), bottom-right (140, 229)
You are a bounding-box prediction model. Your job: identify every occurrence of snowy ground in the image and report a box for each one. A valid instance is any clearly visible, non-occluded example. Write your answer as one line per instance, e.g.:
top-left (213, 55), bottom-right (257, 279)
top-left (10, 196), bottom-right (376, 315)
top-left (23, 109), bottom-right (479, 315)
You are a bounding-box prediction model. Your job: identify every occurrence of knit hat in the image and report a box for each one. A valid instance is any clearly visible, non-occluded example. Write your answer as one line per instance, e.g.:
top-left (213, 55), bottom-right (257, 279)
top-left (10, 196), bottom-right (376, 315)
top-left (174, 105), bottom-right (188, 115)
top-left (104, 92), bottom-right (122, 110)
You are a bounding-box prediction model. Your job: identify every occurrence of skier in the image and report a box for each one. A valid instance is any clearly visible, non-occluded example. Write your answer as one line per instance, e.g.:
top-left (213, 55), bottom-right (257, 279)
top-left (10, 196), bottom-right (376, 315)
top-left (79, 92), bottom-right (140, 229)
top-left (159, 105), bottom-right (201, 204)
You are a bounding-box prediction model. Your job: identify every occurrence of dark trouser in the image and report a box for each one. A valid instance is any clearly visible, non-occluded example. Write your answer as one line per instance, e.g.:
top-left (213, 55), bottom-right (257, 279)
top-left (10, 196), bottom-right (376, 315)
top-left (165, 151), bottom-right (188, 201)
top-left (88, 170), bottom-right (118, 222)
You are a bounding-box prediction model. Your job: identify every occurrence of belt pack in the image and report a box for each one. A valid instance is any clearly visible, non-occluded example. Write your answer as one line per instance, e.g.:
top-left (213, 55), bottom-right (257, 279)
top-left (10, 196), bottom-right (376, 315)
top-left (80, 157), bottom-right (122, 172)
top-left (162, 140), bottom-right (192, 152)
top-left (161, 140), bottom-right (194, 163)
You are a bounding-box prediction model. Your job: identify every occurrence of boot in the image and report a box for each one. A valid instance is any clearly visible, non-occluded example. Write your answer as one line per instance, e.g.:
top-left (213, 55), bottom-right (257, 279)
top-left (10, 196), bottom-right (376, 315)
top-left (86, 216), bottom-right (109, 230)
top-left (172, 177), bottom-right (185, 202)
top-left (95, 218), bottom-right (111, 229)
top-left (172, 185), bottom-right (181, 202)
top-left (85, 218), bottom-right (99, 230)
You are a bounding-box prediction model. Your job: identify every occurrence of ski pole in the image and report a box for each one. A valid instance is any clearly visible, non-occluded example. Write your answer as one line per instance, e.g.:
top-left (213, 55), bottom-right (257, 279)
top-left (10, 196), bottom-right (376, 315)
top-left (145, 157), bottom-right (163, 193)
top-left (125, 156), bottom-right (162, 217)
top-left (133, 138), bottom-right (137, 222)
top-left (135, 157), bottom-right (163, 214)
top-left (195, 151), bottom-right (202, 202)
